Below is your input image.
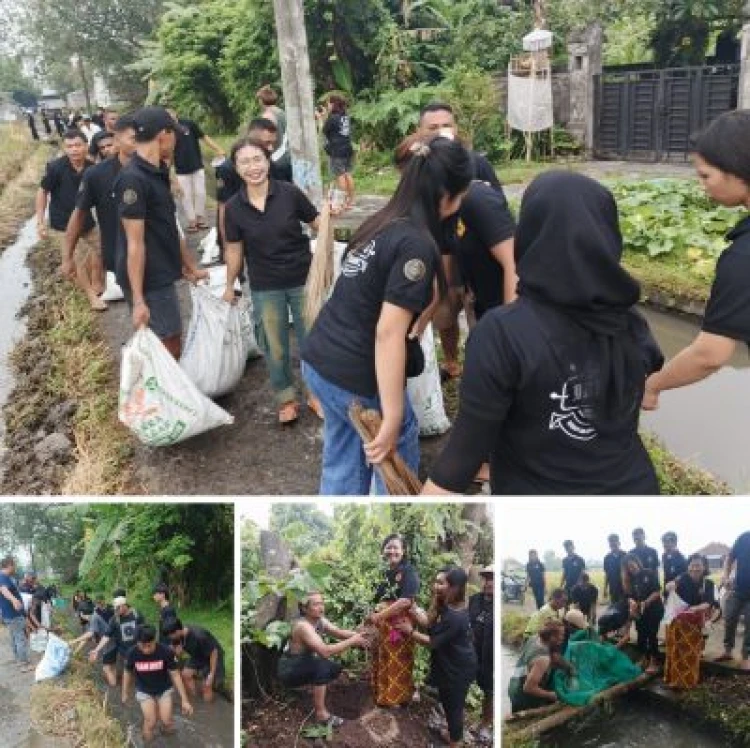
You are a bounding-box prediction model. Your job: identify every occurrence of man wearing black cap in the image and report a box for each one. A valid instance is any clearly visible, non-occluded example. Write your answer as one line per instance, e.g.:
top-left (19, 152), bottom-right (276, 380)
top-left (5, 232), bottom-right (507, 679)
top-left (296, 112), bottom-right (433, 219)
top-left (152, 583), bottom-right (178, 644)
top-left (64, 116), bottom-right (137, 302)
top-left (114, 106), bottom-right (207, 359)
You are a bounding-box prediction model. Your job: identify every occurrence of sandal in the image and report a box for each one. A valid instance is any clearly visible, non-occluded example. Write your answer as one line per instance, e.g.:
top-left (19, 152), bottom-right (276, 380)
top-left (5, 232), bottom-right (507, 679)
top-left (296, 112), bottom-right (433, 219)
top-left (307, 394), bottom-right (324, 420)
top-left (319, 715), bottom-right (344, 728)
top-left (278, 401), bottom-right (300, 424)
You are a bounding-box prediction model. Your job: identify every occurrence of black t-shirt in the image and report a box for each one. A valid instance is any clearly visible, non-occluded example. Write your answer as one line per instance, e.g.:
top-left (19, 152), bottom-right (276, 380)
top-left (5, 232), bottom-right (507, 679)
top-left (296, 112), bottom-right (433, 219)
top-left (452, 297), bottom-right (663, 494)
top-left (323, 113), bottom-right (353, 158)
top-left (603, 550), bottom-right (626, 597)
top-left (126, 643), bottom-right (178, 695)
top-left (184, 625), bottom-right (221, 665)
top-left (662, 550), bottom-right (688, 586)
top-left (468, 592), bottom-right (493, 658)
top-left (373, 561), bottom-right (419, 603)
top-left (702, 216), bottom-right (750, 344)
top-left (114, 154), bottom-right (182, 292)
top-left (224, 180), bottom-right (318, 291)
top-left (302, 220), bottom-right (438, 396)
top-left (158, 604), bottom-right (179, 642)
top-left (40, 156), bottom-right (96, 232)
top-left (76, 156), bottom-right (123, 271)
top-left (471, 151), bottom-right (502, 191)
top-left (526, 561), bottom-right (545, 586)
top-left (562, 554), bottom-right (585, 590)
top-left (675, 574), bottom-right (717, 608)
top-left (106, 609), bottom-right (145, 655)
top-left (630, 545), bottom-right (660, 574)
top-left (454, 181), bottom-right (515, 315)
top-left (628, 568), bottom-right (660, 603)
top-left (173, 118), bottom-right (205, 175)
top-left (571, 582), bottom-right (598, 616)
top-left (731, 531), bottom-right (750, 599)
top-left (428, 607), bottom-right (478, 688)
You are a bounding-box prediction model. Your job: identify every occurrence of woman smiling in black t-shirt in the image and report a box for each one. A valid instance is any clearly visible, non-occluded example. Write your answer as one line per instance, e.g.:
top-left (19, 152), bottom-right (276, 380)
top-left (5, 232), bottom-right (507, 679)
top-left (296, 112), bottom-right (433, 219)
top-left (644, 110), bottom-right (750, 410)
top-left (302, 137), bottom-right (473, 494)
top-left (423, 171), bottom-right (664, 495)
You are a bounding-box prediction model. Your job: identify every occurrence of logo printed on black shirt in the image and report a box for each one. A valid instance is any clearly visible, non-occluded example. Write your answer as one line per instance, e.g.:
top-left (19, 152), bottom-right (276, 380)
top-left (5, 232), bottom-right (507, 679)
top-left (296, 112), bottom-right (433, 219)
top-left (403, 258), bottom-right (426, 282)
top-left (341, 240), bottom-right (376, 277)
top-left (549, 373), bottom-right (597, 442)
top-left (123, 188), bottom-right (138, 205)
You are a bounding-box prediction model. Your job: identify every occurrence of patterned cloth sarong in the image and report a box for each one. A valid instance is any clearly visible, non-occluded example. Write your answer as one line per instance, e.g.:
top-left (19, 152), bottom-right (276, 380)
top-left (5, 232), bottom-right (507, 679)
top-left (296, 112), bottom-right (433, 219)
top-left (664, 612), bottom-right (704, 689)
top-left (371, 616), bottom-right (415, 706)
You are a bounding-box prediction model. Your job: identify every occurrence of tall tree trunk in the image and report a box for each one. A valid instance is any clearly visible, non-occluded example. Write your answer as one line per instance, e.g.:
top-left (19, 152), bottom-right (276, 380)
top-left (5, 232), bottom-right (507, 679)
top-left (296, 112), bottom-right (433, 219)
top-left (456, 503), bottom-right (489, 584)
top-left (76, 55), bottom-right (92, 112)
top-left (271, 0), bottom-right (323, 204)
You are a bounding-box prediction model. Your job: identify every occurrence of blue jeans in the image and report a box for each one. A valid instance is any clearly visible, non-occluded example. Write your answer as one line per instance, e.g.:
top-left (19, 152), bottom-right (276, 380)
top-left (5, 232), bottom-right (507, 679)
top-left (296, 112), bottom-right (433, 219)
top-left (4, 615), bottom-right (30, 664)
top-left (253, 286), bottom-right (307, 404)
top-left (302, 362), bottom-right (419, 495)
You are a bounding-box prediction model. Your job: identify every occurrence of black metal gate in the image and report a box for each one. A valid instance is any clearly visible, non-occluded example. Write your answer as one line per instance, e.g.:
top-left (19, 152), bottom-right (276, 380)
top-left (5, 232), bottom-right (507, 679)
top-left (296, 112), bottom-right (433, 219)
top-left (594, 64), bottom-right (739, 161)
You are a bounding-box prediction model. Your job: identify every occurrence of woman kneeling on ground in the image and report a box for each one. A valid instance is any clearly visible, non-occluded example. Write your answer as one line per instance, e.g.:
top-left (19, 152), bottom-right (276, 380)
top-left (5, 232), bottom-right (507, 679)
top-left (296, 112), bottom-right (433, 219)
top-left (278, 592), bottom-right (369, 730)
top-left (644, 110), bottom-right (750, 412)
top-left (422, 171), bottom-right (664, 496)
top-left (301, 137), bottom-right (472, 494)
top-left (394, 567), bottom-right (477, 748)
top-left (223, 137), bottom-right (321, 424)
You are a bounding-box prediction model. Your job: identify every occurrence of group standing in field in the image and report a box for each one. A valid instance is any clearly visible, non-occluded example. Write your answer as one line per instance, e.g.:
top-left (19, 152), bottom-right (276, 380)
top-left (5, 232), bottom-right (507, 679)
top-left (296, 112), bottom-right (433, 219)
top-left (507, 528), bottom-right (750, 714)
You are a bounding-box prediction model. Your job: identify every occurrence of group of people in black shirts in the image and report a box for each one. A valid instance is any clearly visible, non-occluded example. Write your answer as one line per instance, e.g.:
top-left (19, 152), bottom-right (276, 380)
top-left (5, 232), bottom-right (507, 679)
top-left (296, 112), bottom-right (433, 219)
top-left (31, 88), bottom-right (750, 495)
top-left (66, 583), bottom-right (225, 742)
top-left (275, 534), bottom-right (494, 747)
top-left (522, 529), bottom-right (750, 675)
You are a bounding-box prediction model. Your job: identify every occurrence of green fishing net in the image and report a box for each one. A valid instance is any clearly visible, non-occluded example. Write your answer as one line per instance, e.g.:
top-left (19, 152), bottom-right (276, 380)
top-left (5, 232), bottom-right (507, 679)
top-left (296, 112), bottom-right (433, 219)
top-left (552, 630), bottom-right (642, 706)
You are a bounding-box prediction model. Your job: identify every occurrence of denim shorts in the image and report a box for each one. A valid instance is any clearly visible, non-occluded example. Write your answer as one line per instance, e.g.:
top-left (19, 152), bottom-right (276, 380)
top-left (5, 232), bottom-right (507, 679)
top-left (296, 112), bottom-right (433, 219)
top-left (125, 284), bottom-right (182, 339)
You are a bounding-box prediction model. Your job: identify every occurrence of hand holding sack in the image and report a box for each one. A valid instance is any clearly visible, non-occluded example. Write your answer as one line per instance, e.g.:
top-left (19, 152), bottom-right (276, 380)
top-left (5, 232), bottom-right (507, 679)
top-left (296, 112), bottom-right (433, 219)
top-left (119, 327), bottom-right (234, 446)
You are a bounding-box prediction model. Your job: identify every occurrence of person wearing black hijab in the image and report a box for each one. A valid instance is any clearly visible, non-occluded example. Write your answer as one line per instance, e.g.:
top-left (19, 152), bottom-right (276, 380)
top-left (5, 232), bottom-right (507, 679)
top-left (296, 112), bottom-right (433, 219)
top-left (422, 171), bottom-right (664, 495)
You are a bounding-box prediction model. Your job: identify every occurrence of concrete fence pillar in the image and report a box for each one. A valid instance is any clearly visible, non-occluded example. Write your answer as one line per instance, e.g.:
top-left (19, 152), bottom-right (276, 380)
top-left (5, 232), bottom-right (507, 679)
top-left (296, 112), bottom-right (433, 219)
top-left (739, 20), bottom-right (750, 109)
top-left (567, 23), bottom-right (603, 153)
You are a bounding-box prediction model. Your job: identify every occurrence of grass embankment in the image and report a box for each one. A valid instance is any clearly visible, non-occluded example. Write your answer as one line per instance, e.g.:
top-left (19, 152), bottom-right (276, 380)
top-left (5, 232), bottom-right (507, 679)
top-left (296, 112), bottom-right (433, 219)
top-left (0, 130), bottom-right (52, 251)
top-left (30, 605), bottom-right (126, 747)
top-left (1, 233), bottom-right (134, 495)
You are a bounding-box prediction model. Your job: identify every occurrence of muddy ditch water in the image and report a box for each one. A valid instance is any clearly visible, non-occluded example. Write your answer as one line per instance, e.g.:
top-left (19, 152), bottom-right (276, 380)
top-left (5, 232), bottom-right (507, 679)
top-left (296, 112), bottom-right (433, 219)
top-left (58, 605), bottom-right (234, 747)
top-left (501, 645), bottom-right (733, 747)
top-left (0, 217), bottom-right (35, 475)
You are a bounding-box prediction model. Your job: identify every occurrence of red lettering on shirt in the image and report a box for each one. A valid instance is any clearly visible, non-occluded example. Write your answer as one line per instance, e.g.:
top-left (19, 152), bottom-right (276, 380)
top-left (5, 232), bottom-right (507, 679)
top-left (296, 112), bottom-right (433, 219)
top-left (134, 660), bottom-right (165, 672)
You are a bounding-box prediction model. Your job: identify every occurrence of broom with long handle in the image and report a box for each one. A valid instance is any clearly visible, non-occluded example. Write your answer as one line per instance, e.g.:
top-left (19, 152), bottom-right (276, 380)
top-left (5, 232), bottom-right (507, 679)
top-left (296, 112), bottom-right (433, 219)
top-left (304, 196), bottom-right (336, 328)
top-left (348, 401), bottom-right (422, 495)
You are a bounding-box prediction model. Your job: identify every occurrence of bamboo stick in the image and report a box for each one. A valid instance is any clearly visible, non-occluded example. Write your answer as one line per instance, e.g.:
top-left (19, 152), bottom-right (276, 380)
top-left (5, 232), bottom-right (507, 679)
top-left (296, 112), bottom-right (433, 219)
top-left (348, 401), bottom-right (422, 495)
top-left (512, 673), bottom-right (654, 740)
top-left (504, 702), bottom-right (565, 723)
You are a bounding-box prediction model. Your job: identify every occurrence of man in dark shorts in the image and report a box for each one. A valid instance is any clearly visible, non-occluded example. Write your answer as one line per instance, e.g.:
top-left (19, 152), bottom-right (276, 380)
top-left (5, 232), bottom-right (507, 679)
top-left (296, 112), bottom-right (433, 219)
top-left (64, 116), bottom-right (137, 298)
top-left (164, 618), bottom-right (227, 702)
top-left (469, 566), bottom-right (494, 744)
top-left (114, 106), bottom-right (207, 359)
top-left (717, 530), bottom-right (750, 669)
top-left (123, 624), bottom-right (194, 742)
top-left (89, 595), bottom-right (145, 686)
top-left (35, 129), bottom-right (103, 308)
